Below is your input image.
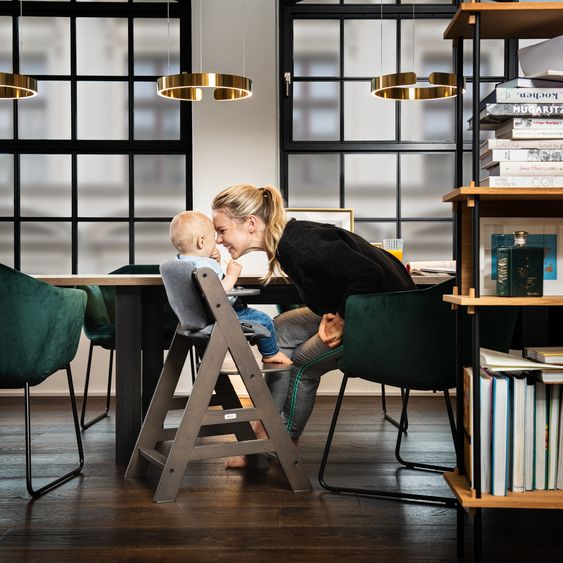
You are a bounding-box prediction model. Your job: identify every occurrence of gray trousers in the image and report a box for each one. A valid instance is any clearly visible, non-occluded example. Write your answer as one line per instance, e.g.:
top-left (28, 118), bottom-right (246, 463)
top-left (265, 307), bottom-right (343, 438)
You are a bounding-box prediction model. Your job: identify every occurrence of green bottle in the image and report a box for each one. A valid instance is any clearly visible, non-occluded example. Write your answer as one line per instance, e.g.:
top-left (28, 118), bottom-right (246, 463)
top-left (496, 231), bottom-right (544, 297)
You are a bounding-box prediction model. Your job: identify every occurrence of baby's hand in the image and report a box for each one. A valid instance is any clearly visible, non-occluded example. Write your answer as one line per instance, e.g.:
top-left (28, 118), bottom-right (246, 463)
top-left (226, 260), bottom-right (242, 278)
top-left (210, 246), bottom-right (221, 263)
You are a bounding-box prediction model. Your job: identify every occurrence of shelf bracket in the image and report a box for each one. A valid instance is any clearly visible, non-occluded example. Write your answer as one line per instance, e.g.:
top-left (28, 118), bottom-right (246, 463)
top-left (467, 195), bottom-right (475, 208)
top-left (468, 15), bottom-right (476, 26)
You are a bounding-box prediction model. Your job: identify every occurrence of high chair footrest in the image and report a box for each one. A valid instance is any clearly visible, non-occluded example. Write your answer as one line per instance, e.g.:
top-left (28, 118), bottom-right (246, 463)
top-left (190, 438), bottom-right (274, 461)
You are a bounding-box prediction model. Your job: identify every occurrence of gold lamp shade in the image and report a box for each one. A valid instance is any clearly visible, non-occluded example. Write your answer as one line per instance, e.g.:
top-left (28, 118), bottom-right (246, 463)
top-left (370, 71), bottom-right (463, 101)
top-left (0, 72), bottom-right (38, 99)
top-left (157, 72), bottom-right (252, 101)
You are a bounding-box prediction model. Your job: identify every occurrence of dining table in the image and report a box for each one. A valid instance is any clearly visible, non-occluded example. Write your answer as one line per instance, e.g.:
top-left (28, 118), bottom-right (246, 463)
top-left (36, 272), bottom-right (449, 464)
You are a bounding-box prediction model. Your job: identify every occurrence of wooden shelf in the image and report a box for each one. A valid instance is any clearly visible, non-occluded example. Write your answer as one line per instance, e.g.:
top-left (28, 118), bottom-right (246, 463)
top-left (443, 187), bottom-right (563, 203)
top-left (443, 294), bottom-right (563, 307)
top-left (444, 2), bottom-right (563, 40)
top-left (445, 472), bottom-right (563, 509)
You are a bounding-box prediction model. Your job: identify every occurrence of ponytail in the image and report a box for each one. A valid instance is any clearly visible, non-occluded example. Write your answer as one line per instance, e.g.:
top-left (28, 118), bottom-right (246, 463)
top-left (212, 184), bottom-right (286, 283)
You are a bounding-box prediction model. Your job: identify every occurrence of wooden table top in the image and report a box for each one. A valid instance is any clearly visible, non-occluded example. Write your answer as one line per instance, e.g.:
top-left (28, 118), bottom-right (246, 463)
top-left (35, 273), bottom-right (451, 287)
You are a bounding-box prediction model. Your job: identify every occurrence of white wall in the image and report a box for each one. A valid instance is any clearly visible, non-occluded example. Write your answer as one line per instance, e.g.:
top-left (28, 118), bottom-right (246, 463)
top-left (2, 0), bottom-right (390, 398)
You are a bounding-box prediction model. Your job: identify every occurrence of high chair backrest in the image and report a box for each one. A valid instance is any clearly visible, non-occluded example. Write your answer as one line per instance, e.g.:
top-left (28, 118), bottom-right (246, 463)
top-left (159, 260), bottom-right (213, 334)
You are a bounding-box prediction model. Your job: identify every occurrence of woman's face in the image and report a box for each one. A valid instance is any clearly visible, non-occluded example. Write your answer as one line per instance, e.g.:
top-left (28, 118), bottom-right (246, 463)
top-left (212, 209), bottom-right (252, 259)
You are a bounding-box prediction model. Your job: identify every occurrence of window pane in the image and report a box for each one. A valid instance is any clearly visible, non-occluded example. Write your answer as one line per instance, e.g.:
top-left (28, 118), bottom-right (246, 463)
top-left (344, 19), bottom-right (396, 77)
top-left (401, 19), bottom-right (453, 76)
top-left (78, 222), bottom-right (129, 274)
top-left (0, 222), bottom-right (13, 267)
top-left (20, 222), bottom-right (71, 274)
top-left (464, 40), bottom-right (505, 77)
top-left (294, 20), bottom-right (339, 77)
top-left (20, 154), bottom-right (71, 217)
top-left (78, 154), bottom-right (129, 218)
top-left (76, 18), bottom-right (128, 76)
top-left (287, 154), bottom-right (340, 208)
top-left (345, 154), bottom-right (396, 218)
top-left (400, 153), bottom-right (454, 218)
top-left (134, 82), bottom-right (180, 140)
top-left (293, 81), bottom-right (340, 141)
top-left (401, 98), bottom-right (454, 142)
top-left (77, 82), bottom-right (128, 140)
top-left (353, 222), bottom-right (397, 245)
top-left (0, 101), bottom-right (12, 139)
top-left (18, 81), bottom-right (71, 139)
top-left (0, 16), bottom-right (12, 64)
top-left (0, 154), bottom-right (13, 216)
top-left (22, 17), bottom-right (70, 75)
top-left (134, 18), bottom-right (180, 76)
top-left (134, 155), bottom-right (185, 217)
top-left (400, 222), bottom-right (453, 263)
top-left (344, 81), bottom-right (395, 141)
top-left (135, 222), bottom-right (173, 264)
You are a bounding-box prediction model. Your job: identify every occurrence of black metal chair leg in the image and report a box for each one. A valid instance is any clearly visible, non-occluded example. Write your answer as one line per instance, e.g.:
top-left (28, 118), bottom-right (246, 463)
top-left (395, 388), bottom-right (455, 473)
top-left (81, 343), bottom-right (113, 430)
top-left (381, 384), bottom-right (408, 432)
top-left (319, 375), bottom-right (456, 507)
top-left (26, 364), bottom-right (84, 497)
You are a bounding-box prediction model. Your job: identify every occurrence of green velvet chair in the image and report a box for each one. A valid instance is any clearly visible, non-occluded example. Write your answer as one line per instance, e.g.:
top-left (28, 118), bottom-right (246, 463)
top-left (0, 263), bottom-right (86, 497)
top-left (79, 265), bottom-right (181, 430)
top-left (318, 277), bottom-right (518, 505)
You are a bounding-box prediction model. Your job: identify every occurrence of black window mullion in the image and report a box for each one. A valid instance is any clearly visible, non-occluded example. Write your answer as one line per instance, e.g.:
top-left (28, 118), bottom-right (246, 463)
top-left (128, 14), bottom-right (135, 264)
top-left (71, 15), bottom-right (78, 274)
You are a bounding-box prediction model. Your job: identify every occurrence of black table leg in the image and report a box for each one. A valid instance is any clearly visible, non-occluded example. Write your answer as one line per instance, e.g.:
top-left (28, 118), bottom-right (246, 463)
top-left (115, 286), bottom-right (143, 465)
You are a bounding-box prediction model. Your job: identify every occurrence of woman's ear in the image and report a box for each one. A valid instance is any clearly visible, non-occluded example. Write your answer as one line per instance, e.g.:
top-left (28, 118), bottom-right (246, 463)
top-left (246, 215), bottom-right (257, 233)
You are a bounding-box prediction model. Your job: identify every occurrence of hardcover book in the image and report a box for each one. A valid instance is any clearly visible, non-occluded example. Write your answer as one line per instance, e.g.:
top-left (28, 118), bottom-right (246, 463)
top-left (487, 161), bottom-right (563, 176)
top-left (480, 139), bottom-right (563, 155)
top-left (494, 128), bottom-right (563, 140)
top-left (480, 79), bottom-right (563, 106)
top-left (526, 346), bottom-right (563, 364)
top-left (470, 106), bottom-right (563, 128)
top-left (481, 149), bottom-right (563, 169)
top-left (481, 176), bottom-right (563, 188)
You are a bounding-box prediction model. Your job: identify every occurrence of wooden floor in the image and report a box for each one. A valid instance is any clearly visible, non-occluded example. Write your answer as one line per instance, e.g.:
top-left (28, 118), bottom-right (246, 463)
top-left (1, 395), bottom-right (562, 562)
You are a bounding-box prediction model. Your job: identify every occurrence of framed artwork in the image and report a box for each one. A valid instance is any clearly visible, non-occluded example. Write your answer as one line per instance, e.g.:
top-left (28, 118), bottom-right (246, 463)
top-left (480, 217), bottom-right (563, 295)
top-left (285, 208), bottom-right (355, 232)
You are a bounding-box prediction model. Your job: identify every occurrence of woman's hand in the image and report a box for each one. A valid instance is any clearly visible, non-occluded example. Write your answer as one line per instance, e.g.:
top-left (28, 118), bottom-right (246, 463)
top-left (210, 246), bottom-right (221, 263)
top-left (319, 313), bottom-right (344, 348)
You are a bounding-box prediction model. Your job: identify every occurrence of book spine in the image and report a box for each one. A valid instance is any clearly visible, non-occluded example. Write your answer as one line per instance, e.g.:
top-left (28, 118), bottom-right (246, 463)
top-left (481, 176), bottom-right (563, 188)
top-left (484, 104), bottom-right (563, 117)
top-left (481, 149), bottom-right (563, 167)
top-left (498, 129), bottom-right (563, 140)
top-left (489, 162), bottom-right (563, 176)
top-left (480, 139), bottom-right (563, 153)
top-left (496, 89), bottom-right (563, 103)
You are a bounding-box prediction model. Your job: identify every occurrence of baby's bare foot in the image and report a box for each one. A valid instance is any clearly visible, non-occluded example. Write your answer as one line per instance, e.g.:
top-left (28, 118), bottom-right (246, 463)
top-left (262, 351), bottom-right (292, 365)
top-left (225, 421), bottom-right (268, 469)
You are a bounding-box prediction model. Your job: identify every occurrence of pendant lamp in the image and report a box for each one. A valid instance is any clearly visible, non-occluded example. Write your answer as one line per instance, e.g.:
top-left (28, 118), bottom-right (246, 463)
top-left (157, 0), bottom-right (252, 102)
top-left (0, 1), bottom-right (37, 100)
top-left (370, 0), bottom-right (462, 101)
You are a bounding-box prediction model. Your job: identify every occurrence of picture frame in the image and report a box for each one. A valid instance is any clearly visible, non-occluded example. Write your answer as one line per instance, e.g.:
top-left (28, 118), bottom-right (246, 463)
top-left (285, 208), bottom-right (355, 232)
top-left (480, 217), bottom-right (563, 295)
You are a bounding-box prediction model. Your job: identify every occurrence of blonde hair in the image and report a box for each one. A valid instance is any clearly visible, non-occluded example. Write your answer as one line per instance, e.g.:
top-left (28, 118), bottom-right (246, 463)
top-left (170, 210), bottom-right (214, 255)
top-left (212, 184), bottom-right (286, 283)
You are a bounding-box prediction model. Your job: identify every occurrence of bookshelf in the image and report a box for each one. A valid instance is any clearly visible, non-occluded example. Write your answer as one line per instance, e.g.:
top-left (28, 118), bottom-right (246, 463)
top-left (443, 2), bottom-right (563, 559)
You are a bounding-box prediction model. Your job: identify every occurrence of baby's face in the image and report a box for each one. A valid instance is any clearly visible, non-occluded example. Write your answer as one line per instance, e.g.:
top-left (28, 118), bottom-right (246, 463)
top-left (201, 221), bottom-right (218, 257)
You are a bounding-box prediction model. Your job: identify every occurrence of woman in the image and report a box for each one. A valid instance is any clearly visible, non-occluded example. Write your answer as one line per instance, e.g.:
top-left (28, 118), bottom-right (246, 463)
top-left (212, 184), bottom-right (416, 445)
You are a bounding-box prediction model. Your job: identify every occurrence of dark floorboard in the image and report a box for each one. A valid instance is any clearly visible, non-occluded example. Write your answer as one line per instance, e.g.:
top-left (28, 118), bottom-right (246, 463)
top-left (1, 395), bottom-right (562, 562)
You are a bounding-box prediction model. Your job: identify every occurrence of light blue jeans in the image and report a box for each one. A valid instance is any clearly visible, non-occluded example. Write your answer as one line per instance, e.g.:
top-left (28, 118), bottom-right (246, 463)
top-left (236, 306), bottom-right (278, 357)
top-left (265, 307), bottom-right (343, 438)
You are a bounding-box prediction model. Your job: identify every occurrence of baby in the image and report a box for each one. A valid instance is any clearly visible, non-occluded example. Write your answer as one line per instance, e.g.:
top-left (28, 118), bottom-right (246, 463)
top-left (169, 210), bottom-right (292, 365)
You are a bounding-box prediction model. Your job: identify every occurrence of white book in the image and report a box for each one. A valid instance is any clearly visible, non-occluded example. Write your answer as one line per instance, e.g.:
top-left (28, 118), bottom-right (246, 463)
top-left (487, 161), bottom-right (563, 176)
top-left (495, 128), bottom-right (563, 140)
top-left (480, 348), bottom-right (563, 371)
top-left (509, 374), bottom-right (527, 493)
top-left (547, 386), bottom-right (560, 490)
top-left (491, 374), bottom-right (509, 496)
top-left (534, 382), bottom-right (548, 490)
top-left (480, 149), bottom-right (563, 169)
top-left (557, 392), bottom-right (563, 489)
top-left (481, 176), bottom-right (563, 188)
top-left (480, 139), bottom-right (563, 154)
top-left (480, 370), bottom-right (493, 495)
top-left (524, 378), bottom-right (536, 491)
top-left (496, 117), bottom-right (563, 129)
top-left (496, 88), bottom-right (563, 104)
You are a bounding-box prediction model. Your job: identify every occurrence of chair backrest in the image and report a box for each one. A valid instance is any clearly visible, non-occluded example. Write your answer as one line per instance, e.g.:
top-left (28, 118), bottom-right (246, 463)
top-left (82, 285), bottom-right (113, 336)
top-left (341, 278), bottom-right (518, 390)
top-left (159, 260), bottom-right (213, 333)
top-left (0, 263), bottom-right (86, 388)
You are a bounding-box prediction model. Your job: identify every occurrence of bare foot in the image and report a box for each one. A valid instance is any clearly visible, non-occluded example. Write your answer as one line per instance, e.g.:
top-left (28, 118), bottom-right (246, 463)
top-left (262, 351), bottom-right (292, 365)
top-left (225, 421), bottom-right (269, 469)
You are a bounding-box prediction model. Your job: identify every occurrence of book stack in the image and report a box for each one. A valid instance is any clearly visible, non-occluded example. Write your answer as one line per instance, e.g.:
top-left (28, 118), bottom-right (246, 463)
top-left (463, 349), bottom-right (563, 496)
top-left (474, 78), bottom-right (563, 188)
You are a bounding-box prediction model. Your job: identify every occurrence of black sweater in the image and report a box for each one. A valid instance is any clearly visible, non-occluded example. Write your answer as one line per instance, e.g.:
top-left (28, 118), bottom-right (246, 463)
top-left (276, 219), bottom-right (416, 318)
